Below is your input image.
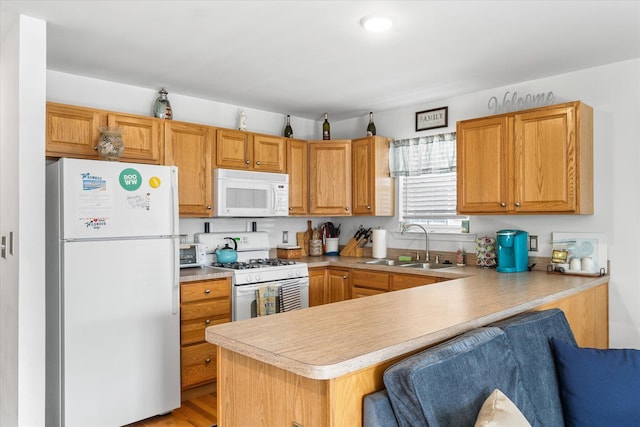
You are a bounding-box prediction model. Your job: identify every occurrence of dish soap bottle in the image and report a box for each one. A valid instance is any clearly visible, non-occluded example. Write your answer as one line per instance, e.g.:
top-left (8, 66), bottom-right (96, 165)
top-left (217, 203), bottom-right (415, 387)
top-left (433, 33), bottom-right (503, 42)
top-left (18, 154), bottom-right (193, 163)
top-left (456, 243), bottom-right (466, 266)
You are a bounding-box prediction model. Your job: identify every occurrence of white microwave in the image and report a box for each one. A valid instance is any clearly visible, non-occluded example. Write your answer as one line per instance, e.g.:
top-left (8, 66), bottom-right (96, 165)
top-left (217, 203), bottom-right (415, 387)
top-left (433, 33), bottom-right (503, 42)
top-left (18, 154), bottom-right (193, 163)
top-left (213, 168), bottom-right (289, 217)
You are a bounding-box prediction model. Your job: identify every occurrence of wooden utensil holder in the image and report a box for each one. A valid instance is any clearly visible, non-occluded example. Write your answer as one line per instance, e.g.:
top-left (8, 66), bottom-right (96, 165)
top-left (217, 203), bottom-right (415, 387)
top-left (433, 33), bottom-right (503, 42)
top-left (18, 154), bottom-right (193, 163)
top-left (339, 238), bottom-right (365, 257)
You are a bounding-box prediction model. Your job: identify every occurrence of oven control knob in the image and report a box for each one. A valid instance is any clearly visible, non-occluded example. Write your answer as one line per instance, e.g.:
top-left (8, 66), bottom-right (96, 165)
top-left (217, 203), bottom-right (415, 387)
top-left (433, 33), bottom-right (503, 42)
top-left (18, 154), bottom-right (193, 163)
top-left (255, 273), bottom-right (261, 282)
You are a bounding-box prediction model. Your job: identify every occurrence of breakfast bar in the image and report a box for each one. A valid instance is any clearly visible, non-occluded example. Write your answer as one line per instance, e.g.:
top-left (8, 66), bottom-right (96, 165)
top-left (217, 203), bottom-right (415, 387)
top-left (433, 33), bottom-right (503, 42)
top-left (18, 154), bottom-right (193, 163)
top-left (205, 267), bottom-right (608, 426)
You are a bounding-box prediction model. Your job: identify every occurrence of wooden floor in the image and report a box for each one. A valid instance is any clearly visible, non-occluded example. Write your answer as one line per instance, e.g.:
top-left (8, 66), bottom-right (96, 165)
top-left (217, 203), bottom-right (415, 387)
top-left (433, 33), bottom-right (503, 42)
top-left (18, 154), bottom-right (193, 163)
top-left (125, 392), bottom-right (217, 427)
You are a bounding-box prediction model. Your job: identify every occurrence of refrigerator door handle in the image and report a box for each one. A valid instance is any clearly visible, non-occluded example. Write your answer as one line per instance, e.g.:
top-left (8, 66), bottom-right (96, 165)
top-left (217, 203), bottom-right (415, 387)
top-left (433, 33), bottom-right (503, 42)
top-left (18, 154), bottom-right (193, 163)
top-left (170, 167), bottom-right (180, 315)
top-left (172, 236), bottom-right (180, 315)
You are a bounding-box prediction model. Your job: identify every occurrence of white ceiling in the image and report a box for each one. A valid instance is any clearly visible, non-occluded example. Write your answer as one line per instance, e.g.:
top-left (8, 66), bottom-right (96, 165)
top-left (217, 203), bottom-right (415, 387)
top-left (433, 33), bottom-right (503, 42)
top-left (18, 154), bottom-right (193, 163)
top-left (2, 0), bottom-right (639, 120)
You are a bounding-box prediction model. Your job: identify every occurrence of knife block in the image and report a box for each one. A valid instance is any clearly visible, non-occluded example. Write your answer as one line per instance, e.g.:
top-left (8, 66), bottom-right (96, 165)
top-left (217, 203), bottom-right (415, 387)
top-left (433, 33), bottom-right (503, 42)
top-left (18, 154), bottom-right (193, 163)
top-left (339, 238), bottom-right (365, 257)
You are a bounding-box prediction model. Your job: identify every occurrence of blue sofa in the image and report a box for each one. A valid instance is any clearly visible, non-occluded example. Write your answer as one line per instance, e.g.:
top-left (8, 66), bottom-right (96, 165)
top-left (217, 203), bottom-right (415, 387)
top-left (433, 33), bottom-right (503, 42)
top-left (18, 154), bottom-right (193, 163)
top-left (363, 309), bottom-right (576, 427)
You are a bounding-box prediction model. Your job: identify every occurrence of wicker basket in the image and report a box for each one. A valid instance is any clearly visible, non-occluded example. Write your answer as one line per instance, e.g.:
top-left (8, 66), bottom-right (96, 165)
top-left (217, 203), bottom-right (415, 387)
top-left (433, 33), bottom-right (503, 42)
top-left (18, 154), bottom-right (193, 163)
top-left (277, 246), bottom-right (302, 259)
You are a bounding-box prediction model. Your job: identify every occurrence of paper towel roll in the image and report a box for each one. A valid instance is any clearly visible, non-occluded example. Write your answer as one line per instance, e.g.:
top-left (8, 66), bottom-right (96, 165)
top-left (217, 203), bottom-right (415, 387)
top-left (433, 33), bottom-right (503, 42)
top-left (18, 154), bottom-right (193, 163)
top-left (372, 229), bottom-right (387, 259)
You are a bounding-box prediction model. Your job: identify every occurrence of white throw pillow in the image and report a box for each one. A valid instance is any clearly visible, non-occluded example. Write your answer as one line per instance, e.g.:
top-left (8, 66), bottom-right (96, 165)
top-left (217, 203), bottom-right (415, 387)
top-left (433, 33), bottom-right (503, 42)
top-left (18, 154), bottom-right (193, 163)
top-left (474, 388), bottom-right (532, 427)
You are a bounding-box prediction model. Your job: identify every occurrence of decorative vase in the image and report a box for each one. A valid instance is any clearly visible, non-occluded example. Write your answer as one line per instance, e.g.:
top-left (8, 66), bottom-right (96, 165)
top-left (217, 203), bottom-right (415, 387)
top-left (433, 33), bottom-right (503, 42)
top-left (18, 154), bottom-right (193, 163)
top-left (96, 127), bottom-right (124, 161)
top-left (153, 88), bottom-right (173, 119)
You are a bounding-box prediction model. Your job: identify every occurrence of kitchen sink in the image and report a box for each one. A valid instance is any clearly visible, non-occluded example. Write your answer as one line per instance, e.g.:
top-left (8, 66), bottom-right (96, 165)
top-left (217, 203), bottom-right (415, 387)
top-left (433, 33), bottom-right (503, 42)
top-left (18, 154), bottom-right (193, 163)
top-left (399, 262), bottom-right (455, 270)
top-left (362, 259), bottom-right (402, 266)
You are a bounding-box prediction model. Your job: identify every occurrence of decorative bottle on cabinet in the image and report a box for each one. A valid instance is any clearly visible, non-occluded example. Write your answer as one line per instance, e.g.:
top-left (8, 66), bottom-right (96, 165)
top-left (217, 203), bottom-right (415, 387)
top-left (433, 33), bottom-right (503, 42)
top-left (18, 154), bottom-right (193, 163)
top-left (153, 88), bottom-right (172, 119)
top-left (366, 112), bottom-right (376, 136)
top-left (284, 115), bottom-right (293, 138)
top-left (322, 113), bottom-right (331, 140)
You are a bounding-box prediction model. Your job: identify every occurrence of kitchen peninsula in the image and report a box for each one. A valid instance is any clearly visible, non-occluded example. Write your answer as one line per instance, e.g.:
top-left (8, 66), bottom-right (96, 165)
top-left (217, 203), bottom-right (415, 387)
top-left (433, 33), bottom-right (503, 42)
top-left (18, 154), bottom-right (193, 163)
top-left (205, 264), bottom-right (608, 427)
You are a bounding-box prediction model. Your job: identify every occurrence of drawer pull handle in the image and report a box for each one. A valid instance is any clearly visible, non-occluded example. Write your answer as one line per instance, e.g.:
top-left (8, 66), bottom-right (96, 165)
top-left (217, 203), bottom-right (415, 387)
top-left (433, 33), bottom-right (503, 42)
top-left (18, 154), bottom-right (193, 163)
top-left (204, 289), bottom-right (210, 294)
top-left (205, 358), bottom-right (211, 364)
top-left (205, 319), bottom-right (211, 325)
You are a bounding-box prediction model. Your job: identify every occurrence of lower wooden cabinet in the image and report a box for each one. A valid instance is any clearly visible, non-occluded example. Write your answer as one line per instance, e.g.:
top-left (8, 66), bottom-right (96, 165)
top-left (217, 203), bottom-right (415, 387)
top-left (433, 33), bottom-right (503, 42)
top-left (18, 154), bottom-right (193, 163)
top-left (327, 268), bottom-right (351, 303)
top-left (309, 267), bottom-right (327, 307)
top-left (391, 273), bottom-right (441, 291)
top-left (351, 269), bottom-right (389, 297)
top-left (180, 278), bottom-right (231, 391)
top-left (313, 267), bottom-right (447, 304)
top-left (180, 342), bottom-right (217, 389)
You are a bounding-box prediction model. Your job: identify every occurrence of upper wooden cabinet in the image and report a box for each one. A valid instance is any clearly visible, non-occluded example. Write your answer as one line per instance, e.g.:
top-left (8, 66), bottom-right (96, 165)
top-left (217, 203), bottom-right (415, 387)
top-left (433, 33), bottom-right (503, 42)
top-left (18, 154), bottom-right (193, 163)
top-left (286, 139), bottom-right (308, 215)
top-left (352, 136), bottom-right (394, 216)
top-left (253, 134), bottom-right (286, 172)
top-left (308, 140), bottom-right (352, 216)
top-left (46, 102), bottom-right (164, 164)
top-left (165, 121), bottom-right (216, 217)
top-left (107, 112), bottom-right (164, 164)
top-left (457, 101), bottom-right (593, 214)
top-left (216, 129), bottom-right (286, 172)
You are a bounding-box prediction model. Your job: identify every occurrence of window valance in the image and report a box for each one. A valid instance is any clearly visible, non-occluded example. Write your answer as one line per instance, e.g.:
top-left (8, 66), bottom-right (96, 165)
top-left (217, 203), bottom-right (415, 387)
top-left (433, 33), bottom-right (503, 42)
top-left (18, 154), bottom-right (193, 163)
top-left (388, 132), bottom-right (456, 177)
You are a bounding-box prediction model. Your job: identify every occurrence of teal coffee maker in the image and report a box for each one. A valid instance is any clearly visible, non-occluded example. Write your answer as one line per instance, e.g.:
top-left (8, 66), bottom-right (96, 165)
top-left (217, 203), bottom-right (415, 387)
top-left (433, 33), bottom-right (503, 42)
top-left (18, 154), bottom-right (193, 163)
top-left (496, 230), bottom-right (529, 273)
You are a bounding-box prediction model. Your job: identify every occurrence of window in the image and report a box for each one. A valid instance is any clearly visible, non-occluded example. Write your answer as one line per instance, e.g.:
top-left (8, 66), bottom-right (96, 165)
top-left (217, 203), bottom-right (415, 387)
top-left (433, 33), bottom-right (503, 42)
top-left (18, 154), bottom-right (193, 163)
top-left (398, 172), bottom-right (467, 233)
top-left (389, 131), bottom-right (467, 233)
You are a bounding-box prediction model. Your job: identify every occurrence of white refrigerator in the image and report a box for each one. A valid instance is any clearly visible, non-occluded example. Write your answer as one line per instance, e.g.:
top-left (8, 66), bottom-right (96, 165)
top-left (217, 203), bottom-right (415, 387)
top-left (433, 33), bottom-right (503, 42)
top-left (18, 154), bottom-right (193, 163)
top-left (45, 158), bottom-right (181, 427)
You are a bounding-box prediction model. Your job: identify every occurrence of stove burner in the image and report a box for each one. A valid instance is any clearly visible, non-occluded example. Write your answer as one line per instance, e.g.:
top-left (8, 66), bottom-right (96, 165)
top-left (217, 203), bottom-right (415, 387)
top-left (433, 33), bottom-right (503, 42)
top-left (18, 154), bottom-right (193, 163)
top-left (212, 258), bottom-right (297, 270)
top-left (250, 258), bottom-right (296, 266)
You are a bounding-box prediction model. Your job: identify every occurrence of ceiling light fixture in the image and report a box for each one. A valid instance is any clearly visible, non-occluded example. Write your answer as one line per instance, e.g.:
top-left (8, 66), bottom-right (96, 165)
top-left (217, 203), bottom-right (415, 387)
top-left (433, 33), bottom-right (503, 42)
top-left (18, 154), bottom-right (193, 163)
top-left (360, 16), bottom-right (392, 32)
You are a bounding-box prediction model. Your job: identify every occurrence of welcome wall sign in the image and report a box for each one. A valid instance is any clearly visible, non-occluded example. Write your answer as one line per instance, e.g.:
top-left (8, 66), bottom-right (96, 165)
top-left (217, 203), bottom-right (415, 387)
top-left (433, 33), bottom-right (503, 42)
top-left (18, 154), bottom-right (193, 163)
top-left (488, 91), bottom-right (555, 114)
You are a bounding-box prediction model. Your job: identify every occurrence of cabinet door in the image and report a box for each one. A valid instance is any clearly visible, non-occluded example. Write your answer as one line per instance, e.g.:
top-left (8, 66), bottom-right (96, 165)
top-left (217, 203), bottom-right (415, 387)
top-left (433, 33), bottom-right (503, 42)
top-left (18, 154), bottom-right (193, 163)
top-left (253, 134), bottom-right (286, 172)
top-left (513, 105), bottom-right (578, 212)
top-left (107, 113), bottom-right (164, 164)
top-left (165, 121), bottom-right (215, 217)
top-left (456, 116), bottom-right (510, 214)
top-left (46, 102), bottom-right (106, 159)
top-left (327, 268), bottom-right (350, 303)
top-left (308, 267), bottom-right (327, 307)
top-left (309, 140), bottom-right (352, 215)
top-left (216, 129), bottom-right (250, 169)
top-left (352, 136), bottom-right (394, 216)
top-left (287, 139), bottom-right (308, 215)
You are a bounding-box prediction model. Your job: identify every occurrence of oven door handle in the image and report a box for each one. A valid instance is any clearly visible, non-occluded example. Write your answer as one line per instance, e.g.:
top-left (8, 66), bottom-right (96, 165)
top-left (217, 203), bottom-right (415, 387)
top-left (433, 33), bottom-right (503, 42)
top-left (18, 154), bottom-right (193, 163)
top-left (234, 278), bottom-right (307, 295)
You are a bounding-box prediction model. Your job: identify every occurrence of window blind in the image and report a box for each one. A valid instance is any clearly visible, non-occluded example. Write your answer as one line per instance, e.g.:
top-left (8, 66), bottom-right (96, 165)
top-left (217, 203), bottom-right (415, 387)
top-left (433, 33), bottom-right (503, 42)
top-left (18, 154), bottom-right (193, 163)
top-left (399, 172), bottom-right (459, 219)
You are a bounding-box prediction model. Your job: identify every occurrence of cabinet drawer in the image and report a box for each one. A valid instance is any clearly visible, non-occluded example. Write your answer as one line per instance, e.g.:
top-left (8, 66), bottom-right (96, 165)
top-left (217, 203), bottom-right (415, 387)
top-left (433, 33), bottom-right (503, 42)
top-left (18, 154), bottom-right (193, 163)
top-left (391, 274), bottom-right (439, 291)
top-left (352, 287), bottom-right (386, 298)
top-left (181, 279), bottom-right (229, 303)
top-left (351, 270), bottom-right (389, 291)
top-left (181, 342), bottom-right (217, 389)
top-left (181, 299), bottom-right (230, 321)
top-left (181, 316), bottom-right (229, 346)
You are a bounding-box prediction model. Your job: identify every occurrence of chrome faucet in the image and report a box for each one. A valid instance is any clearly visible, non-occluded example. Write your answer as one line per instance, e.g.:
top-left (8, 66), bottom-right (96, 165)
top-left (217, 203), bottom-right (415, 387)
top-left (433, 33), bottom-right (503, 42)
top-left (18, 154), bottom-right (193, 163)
top-left (401, 223), bottom-right (430, 262)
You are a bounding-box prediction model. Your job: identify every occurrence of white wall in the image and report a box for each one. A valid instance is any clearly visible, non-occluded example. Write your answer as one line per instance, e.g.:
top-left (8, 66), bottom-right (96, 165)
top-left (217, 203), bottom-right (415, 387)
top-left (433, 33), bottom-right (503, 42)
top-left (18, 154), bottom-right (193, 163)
top-left (0, 13), bottom-right (47, 427)
top-left (47, 71), bottom-right (320, 140)
top-left (47, 59), bottom-right (640, 348)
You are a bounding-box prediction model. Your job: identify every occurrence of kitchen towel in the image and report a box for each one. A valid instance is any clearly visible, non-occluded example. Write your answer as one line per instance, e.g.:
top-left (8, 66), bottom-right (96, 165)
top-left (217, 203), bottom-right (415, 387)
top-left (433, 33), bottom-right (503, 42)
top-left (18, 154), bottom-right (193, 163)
top-left (278, 282), bottom-right (302, 313)
top-left (256, 286), bottom-right (278, 316)
top-left (372, 229), bottom-right (387, 259)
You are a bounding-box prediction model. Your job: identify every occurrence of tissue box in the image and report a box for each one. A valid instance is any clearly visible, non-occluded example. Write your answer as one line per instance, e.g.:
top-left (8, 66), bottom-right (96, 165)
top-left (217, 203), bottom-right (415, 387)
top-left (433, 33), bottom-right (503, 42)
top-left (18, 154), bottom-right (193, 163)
top-left (277, 245), bottom-right (302, 259)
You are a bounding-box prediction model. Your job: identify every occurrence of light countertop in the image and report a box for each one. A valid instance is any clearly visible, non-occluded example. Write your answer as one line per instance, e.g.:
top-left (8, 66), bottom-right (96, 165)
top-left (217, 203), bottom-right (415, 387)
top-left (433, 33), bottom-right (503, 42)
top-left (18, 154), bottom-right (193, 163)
top-left (204, 265), bottom-right (607, 380)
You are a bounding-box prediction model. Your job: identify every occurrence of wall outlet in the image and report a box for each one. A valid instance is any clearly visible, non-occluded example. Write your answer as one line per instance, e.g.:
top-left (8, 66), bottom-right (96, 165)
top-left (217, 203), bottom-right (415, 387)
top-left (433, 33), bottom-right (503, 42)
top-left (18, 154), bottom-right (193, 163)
top-left (529, 235), bottom-right (538, 251)
top-left (283, 230), bottom-right (289, 243)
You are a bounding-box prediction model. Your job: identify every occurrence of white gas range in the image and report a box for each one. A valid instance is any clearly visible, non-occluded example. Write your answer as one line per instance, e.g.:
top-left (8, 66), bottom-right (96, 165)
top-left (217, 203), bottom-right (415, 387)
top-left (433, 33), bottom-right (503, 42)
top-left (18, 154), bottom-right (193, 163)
top-left (194, 232), bottom-right (309, 321)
